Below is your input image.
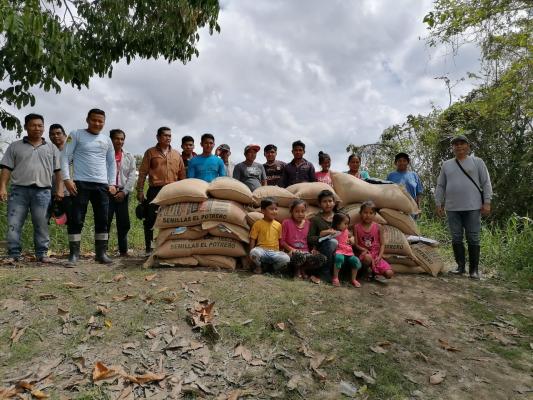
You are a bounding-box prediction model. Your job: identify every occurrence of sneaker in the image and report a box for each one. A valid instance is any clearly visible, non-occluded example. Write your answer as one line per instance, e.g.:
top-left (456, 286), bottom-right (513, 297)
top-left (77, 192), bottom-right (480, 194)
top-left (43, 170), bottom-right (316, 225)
top-left (350, 279), bottom-right (361, 288)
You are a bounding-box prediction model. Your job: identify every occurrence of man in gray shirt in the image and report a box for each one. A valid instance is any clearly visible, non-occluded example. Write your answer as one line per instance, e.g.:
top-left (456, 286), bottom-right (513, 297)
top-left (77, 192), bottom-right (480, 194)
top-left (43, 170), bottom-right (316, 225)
top-left (435, 134), bottom-right (492, 279)
top-left (0, 113), bottom-right (63, 262)
top-left (233, 144), bottom-right (267, 192)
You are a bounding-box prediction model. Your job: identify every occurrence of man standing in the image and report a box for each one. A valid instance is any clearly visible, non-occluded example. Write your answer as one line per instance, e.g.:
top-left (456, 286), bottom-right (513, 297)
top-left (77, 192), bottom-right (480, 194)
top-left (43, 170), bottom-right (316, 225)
top-left (137, 127), bottom-right (185, 254)
top-left (0, 113), bottom-right (63, 262)
top-left (188, 133), bottom-right (226, 182)
top-left (279, 140), bottom-right (316, 187)
top-left (233, 144), bottom-right (267, 192)
top-left (181, 135), bottom-right (196, 174)
top-left (216, 143), bottom-right (235, 177)
top-left (62, 109), bottom-right (116, 265)
top-left (107, 129), bottom-right (136, 256)
top-left (263, 144), bottom-right (286, 186)
top-left (435, 134), bottom-right (492, 279)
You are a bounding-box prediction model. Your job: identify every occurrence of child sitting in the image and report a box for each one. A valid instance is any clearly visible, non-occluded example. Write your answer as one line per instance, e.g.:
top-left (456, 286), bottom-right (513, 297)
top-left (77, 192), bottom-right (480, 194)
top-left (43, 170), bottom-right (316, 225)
top-left (354, 201), bottom-right (394, 282)
top-left (331, 213), bottom-right (362, 287)
top-left (249, 197), bottom-right (290, 274)
top-left (281, 199), bottom-right (327, 281)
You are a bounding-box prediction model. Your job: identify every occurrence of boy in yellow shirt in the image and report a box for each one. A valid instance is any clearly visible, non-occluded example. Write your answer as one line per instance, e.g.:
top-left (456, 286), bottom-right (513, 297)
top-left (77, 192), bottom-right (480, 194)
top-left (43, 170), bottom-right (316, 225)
top-left (249, 198), bottom-right (290, 274)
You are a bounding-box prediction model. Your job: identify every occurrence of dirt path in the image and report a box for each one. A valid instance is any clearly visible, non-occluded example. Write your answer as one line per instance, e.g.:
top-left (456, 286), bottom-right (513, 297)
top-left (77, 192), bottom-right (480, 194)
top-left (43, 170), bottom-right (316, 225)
top-left (1, 257), bottom-right (532, 399)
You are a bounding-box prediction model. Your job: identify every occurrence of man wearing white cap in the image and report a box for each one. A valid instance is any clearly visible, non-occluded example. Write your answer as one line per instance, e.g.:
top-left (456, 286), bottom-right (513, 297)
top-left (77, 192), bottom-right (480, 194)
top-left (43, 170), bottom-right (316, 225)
top-left (233, 144), bottom-right (267, 192)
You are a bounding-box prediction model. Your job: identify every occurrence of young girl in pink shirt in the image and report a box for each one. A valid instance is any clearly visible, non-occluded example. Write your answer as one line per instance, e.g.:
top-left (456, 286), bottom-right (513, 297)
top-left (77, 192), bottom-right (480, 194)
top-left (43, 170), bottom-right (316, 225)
top-left (354, 201), bottom-right (394, 281)
top-left (331, 213), bottom-right (362, 287)
top-left (281, 200), bottom-right (326, 280)
top-left (315, 151), bottom-right (332, 186)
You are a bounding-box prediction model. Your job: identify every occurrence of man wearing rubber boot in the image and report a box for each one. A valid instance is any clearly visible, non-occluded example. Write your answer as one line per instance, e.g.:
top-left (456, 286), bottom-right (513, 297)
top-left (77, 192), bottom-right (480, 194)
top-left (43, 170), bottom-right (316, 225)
top-left (62, 109), bottom-right (117, 265)
top-left (435, 134), bottom-right (492, 279)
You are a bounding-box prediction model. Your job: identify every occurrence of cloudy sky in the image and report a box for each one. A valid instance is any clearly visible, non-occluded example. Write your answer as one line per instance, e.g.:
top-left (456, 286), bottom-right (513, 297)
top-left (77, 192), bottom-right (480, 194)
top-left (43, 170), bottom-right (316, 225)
top-left (4, 0), bottom-right (480, 171)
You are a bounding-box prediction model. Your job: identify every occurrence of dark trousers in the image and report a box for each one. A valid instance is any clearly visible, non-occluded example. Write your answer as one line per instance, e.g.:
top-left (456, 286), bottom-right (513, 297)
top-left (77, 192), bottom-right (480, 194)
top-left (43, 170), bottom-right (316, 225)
top-left (107, 193), bottom-right (130, 253)
top-left (67, 181), bottom-right (110, 242)
top-left (143, 186), bottom-right (162, 251)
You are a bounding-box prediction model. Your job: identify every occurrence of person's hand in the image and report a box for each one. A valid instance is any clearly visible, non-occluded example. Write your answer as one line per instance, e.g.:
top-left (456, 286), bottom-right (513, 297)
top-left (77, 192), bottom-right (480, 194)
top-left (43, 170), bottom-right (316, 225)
top-left (137, 191), bottom-right (145, 203)
top-left (54, 191), bottom-right (64, 201)
top-left (64, 180), bottom-right (77, 196)
top-left (436, 206), bottom-right (445, 218)
top-left (481, 203), bottom-right (491, 216)
top-left (114, 191), bottom-right (125, 202)
top-left (311, 249), bottom-right (320, 255)
top-left (108, 185), bottom-right (117, 196)
top-left (0, 186), bottom-right (7, 202)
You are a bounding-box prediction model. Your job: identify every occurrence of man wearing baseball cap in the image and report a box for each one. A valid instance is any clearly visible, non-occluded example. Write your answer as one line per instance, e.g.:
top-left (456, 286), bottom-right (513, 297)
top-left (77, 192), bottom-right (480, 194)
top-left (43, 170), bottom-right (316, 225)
top-left (233, 144), bottom-right (267, 192)
top-left (216, 143), bottom-right (235, 177)
top-left (435, 133), bottom-right (493, 279)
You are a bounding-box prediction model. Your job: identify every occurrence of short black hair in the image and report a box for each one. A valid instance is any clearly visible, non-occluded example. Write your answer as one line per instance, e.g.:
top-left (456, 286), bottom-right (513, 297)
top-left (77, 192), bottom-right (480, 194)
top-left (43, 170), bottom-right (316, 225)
top-left (332, 212), bottom-right (350, 230)
top-left (318, 151), bottom-right (330, 164)
top-left (182, 135), bottom-right (194, 145)
top-left (260, 197), bottom-right (278, 209)
top-left (394, 152), bottom-right (410, 163)
top-left (110, 129), bottom-right (125, 139)
top-left (292, 140), bottom-right (305, 150)
top-left (49, 123), bottom-right (65, 135)
top-left (87, 108), bottom-right (105, 118)
top-left (24, 113), bottom-right (44, 125)
top-left (157, 126), bottom-right (171, 136)
top-left (289, 199), bottom-right (307, 212)
top-left (348, 154), bottom-right (361, 163)
top-left (317, 189), bottom-right (335, 203)
top-left (264, 144), bottom-right (277, 153)
top-left (201, 133), bottom-right (214, 142)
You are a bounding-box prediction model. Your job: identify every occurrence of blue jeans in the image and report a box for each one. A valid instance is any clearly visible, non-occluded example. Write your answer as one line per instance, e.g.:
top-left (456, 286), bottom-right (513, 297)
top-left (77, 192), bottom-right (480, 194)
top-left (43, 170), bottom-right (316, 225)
top-left (317, 238), bottom-right (338, 282)
top-left (249, 247), bottom-right (290, 271)
top-left (7, 185), bottom-right (51, 258)
top-left (446, 210), bottom-right (481, 246)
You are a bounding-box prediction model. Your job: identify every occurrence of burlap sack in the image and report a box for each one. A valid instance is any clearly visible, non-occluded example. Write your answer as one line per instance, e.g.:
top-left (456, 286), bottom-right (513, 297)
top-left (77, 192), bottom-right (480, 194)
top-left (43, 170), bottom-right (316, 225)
top-left (275, 207), bottom-right (291, 222)
top-left (379, 208), bottom-right (420, 235)
top-left (383, 254), bottom-right (419, 267)
top-left (155, 199), bottom-right (249, 229)
top-left (246, 211), bottom-right (264, 226)
top-left (208, 177), bottom-right (254, 204)
top-left (411, 243), bottom-right (444, 277)
top-left (390, 264), bottom-right (426, 274)
top-left (252, 186), bottom-right (298, 208)
top-left (249, 206), bottom-right (321, 224)
top-left (340, 203), bottom-right (387, 225)
top-left (194, 255), bottom-right (236, 270)
top-left (155, 226), bottom-right (207, 247)
top-left (286, 182), bottom-right (341, 206)
top-left (151, 178), bottom-right (209, 206)
top-left (159, 257), bottom-right (199, 267)
top-left (202, 221), bottom-right (250, 243)
top-left (154, 237), bottom-right (247, 258)
top-left (331, 172), bottom-right (417, 214)
top-left (306, 206), bottom-right (321, 219)
top-left (382, 225), bottom-right (415, 258)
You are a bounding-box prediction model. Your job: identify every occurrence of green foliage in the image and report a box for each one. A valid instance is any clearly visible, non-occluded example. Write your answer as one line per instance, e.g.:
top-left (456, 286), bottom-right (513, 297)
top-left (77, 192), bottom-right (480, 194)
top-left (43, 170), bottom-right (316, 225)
top-left (0, 0), bottom-right (220, 134)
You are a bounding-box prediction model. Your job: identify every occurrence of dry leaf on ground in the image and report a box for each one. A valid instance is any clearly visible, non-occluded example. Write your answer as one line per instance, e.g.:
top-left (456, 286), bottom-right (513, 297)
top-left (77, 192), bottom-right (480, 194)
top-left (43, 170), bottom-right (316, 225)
top-left (429, 370), bottom-right (446, 385)
top-left (2, 298), bottom-right (25, 313)
top-left (144, 273), bottom-right (158, 281)
top-left (438, 338), bottom-right (461, 352)
top-left (113, 274), bottom-right (126, 282)
top-left (112, 294), bottom-right (136, 302)
top-left (10, 326), bottom-right (26, 344)
top-left (64, 282), bottom-right (84, 289)
top-left (38, 294), bottom-right (57, 300)
top-left (188, 301), bottom-right (215, 328)
top-left (92, 362), bottom-right (120, 382)
top-left (233, 344), bottom-right (252, 362)
top-left (405, 318), bottom-right (429, 328)
top-left (30, 389), bottom-right (49, 399)
top-left (274, 322), bottom-right (285, 331)
top-left (353, 370), bottom-right (376, 385)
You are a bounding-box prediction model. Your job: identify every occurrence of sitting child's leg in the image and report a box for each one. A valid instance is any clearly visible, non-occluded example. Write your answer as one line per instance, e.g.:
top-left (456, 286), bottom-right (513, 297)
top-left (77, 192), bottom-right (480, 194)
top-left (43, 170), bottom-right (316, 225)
top-left (268, 250), bottom-right (291, 272)
top-left (317, 238), bottom-right (337, 282)
top-left (290, 251), bottom-right (307, 278)
top-left (332, 253), bottom-right (345, 287)
top-left (346, 255), bottom-right (362, 287)
top-left (249, 247), bottom-right (266, 274)
top-left (373, 258), bottom-right (393, 279)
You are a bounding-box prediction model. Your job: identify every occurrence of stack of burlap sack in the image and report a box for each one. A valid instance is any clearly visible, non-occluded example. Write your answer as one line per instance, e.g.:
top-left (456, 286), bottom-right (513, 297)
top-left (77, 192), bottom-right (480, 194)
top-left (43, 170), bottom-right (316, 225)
top-left (145, 173), bottom-right (444, 276)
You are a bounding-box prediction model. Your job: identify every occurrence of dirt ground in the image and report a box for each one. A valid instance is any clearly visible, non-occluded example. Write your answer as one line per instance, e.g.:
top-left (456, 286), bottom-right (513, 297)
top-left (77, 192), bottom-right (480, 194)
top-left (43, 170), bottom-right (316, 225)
top-left (0, 256), bottom-right (532, 400)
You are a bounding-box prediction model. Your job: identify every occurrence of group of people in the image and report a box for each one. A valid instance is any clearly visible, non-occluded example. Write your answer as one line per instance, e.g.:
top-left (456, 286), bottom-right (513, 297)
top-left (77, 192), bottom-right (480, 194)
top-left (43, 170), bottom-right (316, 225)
top-left (0, 109), bottom-right (492, 280)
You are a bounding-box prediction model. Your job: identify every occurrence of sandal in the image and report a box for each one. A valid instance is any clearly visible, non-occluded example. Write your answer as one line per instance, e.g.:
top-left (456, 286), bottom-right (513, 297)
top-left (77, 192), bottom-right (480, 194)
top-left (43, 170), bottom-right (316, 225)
top-left (351, 279), bottom-right (361, 288)
top-left (332, 277), bottom-right (340, 287)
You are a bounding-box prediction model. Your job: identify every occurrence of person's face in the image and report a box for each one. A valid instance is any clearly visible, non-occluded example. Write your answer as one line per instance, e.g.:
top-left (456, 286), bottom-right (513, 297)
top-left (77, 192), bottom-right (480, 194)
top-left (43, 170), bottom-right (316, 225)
top-left (395, 158), bottom-right (409, 172)
top-left (86, 113), bottom-right (105, 134)
top-left (263, 204), bottom-right (278, 221)
top-left (321, 158), bottom-right (331, 171)
top-left (181, 141), bottom-right (194, 155)
top-left (49, 128), bottom-right (66, 148)
top-left (219, 149), bottom-right (230, 162)
top-left (291, 203), bottom-right (306, 222)
top-left (25, 118), bottom-right (45, 140)
top-left (319, 196), bottom-right (335, 213)
top-left (265, 149), bottom-right (277, 163)
top-left (245, 150), bottom-right (257, 163)
top-left (361, 207), bottom-right (375, 224)
top-left (348, 157), bottom-right (361, 172)
top-left (337, 218), bottom-right (348, 231)
top-left (452, 141), bottom-right (470, 157)
top-left (292, 146), bottom-right (305, 160)
top-left (111, 133), bottom-right (125, 151)
top-left (201, 138), bottom-right (215, 154)
top-left (157, 130), bottom-right (172, 147)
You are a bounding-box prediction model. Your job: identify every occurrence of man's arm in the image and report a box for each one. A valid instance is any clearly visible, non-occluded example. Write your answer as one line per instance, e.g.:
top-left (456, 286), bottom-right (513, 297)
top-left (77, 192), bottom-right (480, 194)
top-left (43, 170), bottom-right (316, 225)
top-left (434, 165), bottom-right (446, 217)
top-left (105, 139), bottom-right (117, 195)
top-left (477, 158), bottom-right (493, 215)
top-left (136, 150), bottom-right (150, 202)
top-left (177, 155), bottom-right (186, 181)
top-left (260, 165), bottom-right (267, 186)
top-left (232, 164), bottom-right (241, 180)
top-left (62, 132), bottom-right (77, 195)
top-left (123, 153), bottom-right (137, 195)
top-left (0, 168), bottom-right (11, 202)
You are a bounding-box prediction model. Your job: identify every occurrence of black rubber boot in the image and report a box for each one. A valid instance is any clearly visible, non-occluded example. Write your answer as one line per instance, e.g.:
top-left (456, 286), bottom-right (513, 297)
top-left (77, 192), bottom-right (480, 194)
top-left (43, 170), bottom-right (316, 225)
top-left (468, 244), bottom-right (481, 280)
top-left (450, 242), bottom-right (466, 274)
top-left (95, 240), bottom-right (113, 264)
top-left (67, 241), bottom-right (80, 266)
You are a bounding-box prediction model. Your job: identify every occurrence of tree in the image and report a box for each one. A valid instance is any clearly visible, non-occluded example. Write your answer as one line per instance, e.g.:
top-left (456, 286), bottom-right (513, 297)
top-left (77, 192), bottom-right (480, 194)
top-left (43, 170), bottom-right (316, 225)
top-left (0, 0), bottom-right (220, 133)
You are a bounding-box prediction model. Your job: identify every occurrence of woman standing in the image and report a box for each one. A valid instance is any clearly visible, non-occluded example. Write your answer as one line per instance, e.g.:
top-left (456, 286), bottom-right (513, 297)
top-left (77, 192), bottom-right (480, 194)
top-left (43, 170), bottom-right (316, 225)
top-left (346, 154), bottom-right (369, 179)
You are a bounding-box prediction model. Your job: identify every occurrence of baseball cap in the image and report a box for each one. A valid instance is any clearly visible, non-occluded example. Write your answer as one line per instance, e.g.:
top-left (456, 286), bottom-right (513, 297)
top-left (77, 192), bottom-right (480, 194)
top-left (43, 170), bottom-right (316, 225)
top-left (244, 144), bottom-right (260, 154)
top-left (217, 144), bottom-right (231, 152)
top-left (451, 134), bottom-right (470, 145)
top-left (264, 144), bottom-right (277, 152)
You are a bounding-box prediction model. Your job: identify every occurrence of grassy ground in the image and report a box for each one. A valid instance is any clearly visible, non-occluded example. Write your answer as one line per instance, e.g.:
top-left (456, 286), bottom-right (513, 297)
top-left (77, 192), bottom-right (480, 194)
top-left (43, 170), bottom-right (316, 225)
top-left (1, 258), bottom-right (532, 399)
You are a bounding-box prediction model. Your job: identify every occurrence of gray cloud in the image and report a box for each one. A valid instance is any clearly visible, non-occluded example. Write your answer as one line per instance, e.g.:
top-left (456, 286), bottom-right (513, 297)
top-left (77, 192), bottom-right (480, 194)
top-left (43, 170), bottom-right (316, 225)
top-left (3, 0), bottom-right (480, 171)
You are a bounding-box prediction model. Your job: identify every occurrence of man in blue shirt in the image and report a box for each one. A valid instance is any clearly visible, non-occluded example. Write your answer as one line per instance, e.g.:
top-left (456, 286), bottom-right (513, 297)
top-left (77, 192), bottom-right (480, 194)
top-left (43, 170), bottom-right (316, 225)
top-left (387, 153), bottom-right (423, 211)
top-left (62, 109), bottom-right (116, 265)
top-left (187, 133), bottom-right (226, 182)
